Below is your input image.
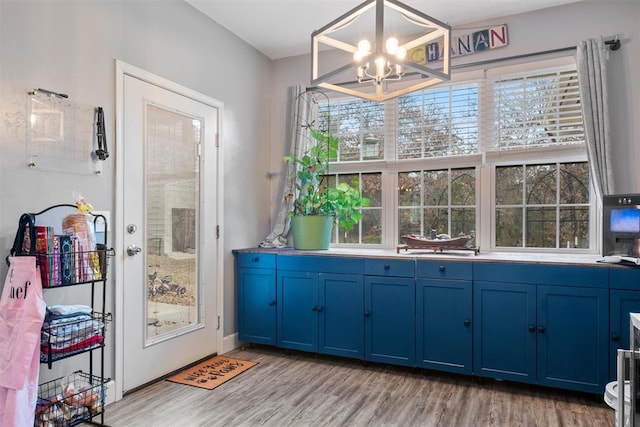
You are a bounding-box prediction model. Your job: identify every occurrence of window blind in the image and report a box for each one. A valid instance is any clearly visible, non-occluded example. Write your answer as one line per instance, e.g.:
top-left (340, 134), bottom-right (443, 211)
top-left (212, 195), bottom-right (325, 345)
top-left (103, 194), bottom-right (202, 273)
top-left (319, 99), bottom-right (385, 162)
top-left (494, 68), bottom-right (584, 150)
top-left (396, 83), bottom-right (479, 159)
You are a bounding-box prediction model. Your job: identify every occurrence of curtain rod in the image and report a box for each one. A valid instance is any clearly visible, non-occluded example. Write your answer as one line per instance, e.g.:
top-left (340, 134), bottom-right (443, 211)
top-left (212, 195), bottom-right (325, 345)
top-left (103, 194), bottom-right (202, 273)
top-left (308, 38), bottom-right (621, 91)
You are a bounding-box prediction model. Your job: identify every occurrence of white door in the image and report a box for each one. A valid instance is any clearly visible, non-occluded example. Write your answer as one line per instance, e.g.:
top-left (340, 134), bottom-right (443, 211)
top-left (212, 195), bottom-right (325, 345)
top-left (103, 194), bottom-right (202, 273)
top-left (120, 73), bottom-right (220, 392)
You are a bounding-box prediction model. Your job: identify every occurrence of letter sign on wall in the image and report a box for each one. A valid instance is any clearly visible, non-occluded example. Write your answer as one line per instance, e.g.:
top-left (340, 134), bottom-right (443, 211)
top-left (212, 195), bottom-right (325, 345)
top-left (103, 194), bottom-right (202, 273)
top-left (410, 25), bottom-right (509, 65)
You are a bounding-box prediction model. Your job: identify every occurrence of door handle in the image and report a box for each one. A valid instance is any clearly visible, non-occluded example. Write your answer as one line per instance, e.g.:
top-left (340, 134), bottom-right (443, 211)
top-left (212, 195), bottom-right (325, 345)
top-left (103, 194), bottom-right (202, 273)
top-left (127, 245), bottom-right (142, 256)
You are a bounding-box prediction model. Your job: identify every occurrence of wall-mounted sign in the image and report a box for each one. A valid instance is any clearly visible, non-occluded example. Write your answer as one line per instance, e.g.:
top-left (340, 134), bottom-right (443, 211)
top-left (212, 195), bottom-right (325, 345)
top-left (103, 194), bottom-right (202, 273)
top-left (409, 24), bottom-right (509, 64)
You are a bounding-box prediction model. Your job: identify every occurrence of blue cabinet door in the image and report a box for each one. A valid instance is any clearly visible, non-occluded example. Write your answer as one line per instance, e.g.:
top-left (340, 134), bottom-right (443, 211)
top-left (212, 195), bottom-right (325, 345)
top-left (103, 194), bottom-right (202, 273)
top-left (537, 285), bottom-right (608, 393)
top-left (416, 278), bottom-right (472, 374)
top-left (364, 276), bottom-right (415, 367)
top-left (277, 270), bottom-right (318, 352)
top-left (318, 273), bottom-right (364, 359)
top-left (610, 290), bottom-right (640, 380)
top-left (473, 281), bottom-right (537, 383)
top-left (610, 289), bottom-right (640, 381)
top-left (237, 267), bottom-right (276, 345)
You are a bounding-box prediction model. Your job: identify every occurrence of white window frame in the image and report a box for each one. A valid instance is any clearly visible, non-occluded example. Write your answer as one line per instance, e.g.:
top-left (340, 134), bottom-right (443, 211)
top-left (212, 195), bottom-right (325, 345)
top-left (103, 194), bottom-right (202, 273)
top-left (322, 55), bottom-right (597, 254)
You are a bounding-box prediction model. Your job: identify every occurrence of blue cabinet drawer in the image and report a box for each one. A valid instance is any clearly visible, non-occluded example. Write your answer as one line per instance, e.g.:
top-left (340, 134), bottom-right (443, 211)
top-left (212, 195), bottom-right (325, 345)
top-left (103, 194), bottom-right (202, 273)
top-left (364, 258), bottom-right (414, 277)
top-left (277, 255), bottom-right (364, 274)
top-left (416, 261), bottom-right (472, 280)
top-left (237, 252), bottom-right (276, 269)
top-left (474, 262), bottom-right (608, 288)
top-left (610, 267), bottom-right (640, 290)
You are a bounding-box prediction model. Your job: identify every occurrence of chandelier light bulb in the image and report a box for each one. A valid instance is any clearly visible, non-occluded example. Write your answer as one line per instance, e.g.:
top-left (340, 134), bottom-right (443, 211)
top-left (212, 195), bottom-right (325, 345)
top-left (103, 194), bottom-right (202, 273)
top-left (374, 56), bottom-right (387, 79)
top-left (357, 39), bottom-right (371, 55)
top-left (396, 46), bottom-right (407, 60)
top-left (385, 37), bottom-right (399, 55)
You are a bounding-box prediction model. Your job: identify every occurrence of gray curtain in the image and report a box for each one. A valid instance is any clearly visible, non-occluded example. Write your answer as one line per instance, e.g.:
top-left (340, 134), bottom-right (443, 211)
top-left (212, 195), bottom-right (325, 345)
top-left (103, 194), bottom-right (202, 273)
top-left (577, 37), bottom-right (614, 198)
top-left (259, 85), bottom-right (312, 248)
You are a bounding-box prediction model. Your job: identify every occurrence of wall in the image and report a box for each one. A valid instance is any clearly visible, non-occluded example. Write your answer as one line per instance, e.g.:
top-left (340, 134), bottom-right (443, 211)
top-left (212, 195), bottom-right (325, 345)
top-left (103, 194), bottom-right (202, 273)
top-left (0, 0), bottom-right (272, 382)
top-left (268, 0), bottom-right (640, 222)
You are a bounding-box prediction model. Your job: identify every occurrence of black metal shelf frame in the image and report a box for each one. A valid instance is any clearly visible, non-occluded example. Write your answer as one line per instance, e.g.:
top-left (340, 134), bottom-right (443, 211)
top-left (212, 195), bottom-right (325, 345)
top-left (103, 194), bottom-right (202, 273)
top-left (26, 204), bottom-right (113, 427)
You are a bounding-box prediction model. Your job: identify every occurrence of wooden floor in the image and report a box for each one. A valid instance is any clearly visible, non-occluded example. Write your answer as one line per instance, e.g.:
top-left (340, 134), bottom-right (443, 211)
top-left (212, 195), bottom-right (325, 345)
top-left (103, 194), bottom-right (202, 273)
top-left (102, 345), bottom-right (615, 427)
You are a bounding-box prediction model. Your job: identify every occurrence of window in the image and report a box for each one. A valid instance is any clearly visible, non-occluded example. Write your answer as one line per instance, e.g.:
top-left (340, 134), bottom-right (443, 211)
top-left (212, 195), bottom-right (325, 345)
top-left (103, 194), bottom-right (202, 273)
top-left (326, 172), bottom-right (383, 244)
top-left (495, 162), bottom-right (590, 249)
top-left (398, 168), bottom-right (476, 241)
top-left (317, 58), bottom-right (592, 252)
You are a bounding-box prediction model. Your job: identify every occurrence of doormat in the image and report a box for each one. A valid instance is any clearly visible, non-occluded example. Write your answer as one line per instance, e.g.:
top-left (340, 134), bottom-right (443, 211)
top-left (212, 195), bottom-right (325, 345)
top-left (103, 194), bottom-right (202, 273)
top-left (166, 355), bottom-right (257, 390)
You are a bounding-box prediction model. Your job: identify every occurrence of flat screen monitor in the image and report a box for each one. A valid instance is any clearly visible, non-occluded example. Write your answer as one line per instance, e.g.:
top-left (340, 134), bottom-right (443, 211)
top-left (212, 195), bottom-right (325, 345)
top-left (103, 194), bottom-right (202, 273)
top-left (611, 208), bottom-right (640, 233)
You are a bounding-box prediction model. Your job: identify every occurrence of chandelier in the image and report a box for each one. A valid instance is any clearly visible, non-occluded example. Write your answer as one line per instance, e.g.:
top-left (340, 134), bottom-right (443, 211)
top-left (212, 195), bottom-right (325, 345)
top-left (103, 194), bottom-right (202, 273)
top-left (311, 0), bottom-right (451, 102)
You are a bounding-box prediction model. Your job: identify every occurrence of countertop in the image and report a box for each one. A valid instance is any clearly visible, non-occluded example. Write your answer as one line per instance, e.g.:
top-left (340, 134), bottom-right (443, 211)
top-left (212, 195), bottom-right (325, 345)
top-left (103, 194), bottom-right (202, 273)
top-left (232, 246), bottom-right (626, 268)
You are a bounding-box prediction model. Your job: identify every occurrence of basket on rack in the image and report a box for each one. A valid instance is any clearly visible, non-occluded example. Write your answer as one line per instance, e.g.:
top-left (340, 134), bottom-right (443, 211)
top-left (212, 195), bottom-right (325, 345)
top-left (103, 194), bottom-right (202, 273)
top-left (35, 241), bottom-right (112, 288)
top-left (35, 371), bottom-right (107, 427)
top-left (16, 204), bottom-right (113, 288)
top-left (40, 312), bottom-right (112, 367)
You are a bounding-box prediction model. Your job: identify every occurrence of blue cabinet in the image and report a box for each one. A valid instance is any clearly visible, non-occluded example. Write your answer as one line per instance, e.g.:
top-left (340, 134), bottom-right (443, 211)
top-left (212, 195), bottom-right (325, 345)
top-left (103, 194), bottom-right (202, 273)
top-left (236, 253), bottom-right (277, 345)
top-left (416, 260), bottom-right (473, 374)
top-left (277, 255), bottom-right (365, 358)
top-left (236, 251), bottom-right (613, 394)
top-left (277, 270), bottom-right (318, 352)
top-left (319, 273), bottom-right (364, 358)
top-left (537, 285), bottom-right (608, 392)
top-left (609, 267), bottom-right (640, 380)
top-left (473, 263), bottom-right (609, 394)
top-left (364, 258), bottom-right (415, 367)
top-left (473, 281), bottom-right (537, 383)
top-left (610, 290), bottom-right (640, 380)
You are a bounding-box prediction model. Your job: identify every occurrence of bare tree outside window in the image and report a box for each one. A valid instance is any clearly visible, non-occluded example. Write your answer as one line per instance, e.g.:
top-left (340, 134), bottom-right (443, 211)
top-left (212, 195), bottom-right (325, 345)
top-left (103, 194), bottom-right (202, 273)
top-left (495, 162), bottom-right (589, 249)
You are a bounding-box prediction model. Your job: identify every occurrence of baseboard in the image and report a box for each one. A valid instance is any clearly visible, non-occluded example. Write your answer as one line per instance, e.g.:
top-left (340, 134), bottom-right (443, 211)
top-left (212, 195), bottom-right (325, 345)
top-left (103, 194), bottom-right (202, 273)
top-left (104, 379), bottom-right (116, 406)
top-left (222, 332), bottom-right (240, 354)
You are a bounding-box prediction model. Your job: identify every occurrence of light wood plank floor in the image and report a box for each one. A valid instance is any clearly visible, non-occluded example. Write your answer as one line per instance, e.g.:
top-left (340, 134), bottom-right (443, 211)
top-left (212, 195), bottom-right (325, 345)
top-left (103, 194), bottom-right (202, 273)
top-left (102, 345), bottom-right (615, 426)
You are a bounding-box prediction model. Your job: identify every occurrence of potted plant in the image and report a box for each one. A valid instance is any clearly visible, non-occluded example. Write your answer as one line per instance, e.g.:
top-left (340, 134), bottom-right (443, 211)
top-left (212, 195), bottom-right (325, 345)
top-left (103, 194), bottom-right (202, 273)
top-left (284, 128), bottom-right (370, 249)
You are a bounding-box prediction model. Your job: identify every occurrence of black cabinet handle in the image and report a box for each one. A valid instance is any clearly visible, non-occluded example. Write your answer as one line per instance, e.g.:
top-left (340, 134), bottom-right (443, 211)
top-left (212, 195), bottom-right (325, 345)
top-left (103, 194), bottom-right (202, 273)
top-left (463, 319), bottom-right (471, 326)
top-left (439, 265), bottom-right (445, 272)
top-left (537, 326), bottom-right (546, 334)
top-left (251, 256), bottom-right (259, 263)
top-left (312, 306), bottom-right (318, 312)
top-left (364, 310), bottom-right (371, 317)
top-left (269, 300), bottom-right (276, 306)
top-left (384, 264), bottom-right (390, 270)
top-left (528, 325), bottom-right (536, 332)
top-left (317, 306), bottom-right (324, 312)
top-left (612, 333), bottom-right (620, 342)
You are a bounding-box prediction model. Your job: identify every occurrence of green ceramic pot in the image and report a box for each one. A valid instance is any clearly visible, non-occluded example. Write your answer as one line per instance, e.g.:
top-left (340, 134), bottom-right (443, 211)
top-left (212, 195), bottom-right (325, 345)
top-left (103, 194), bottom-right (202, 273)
top-left (291, 215), bottom-right (334, 250)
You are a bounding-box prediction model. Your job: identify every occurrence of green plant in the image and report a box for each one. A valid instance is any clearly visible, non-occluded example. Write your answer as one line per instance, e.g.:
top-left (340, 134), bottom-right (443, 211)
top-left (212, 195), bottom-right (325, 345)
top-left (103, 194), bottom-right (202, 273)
top-left (284, 128), bottom-right (370, 231)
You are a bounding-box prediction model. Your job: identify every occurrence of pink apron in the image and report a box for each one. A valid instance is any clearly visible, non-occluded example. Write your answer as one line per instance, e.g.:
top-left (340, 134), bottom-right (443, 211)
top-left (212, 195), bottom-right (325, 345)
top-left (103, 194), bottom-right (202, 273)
top-left (0, 256), bottom-right (47, 427)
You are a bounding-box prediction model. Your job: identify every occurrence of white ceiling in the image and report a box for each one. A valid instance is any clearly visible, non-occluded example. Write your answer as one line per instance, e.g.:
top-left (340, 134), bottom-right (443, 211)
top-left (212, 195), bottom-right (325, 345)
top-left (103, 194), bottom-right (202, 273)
top-left (186, 0), bottom-right (582, 60)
